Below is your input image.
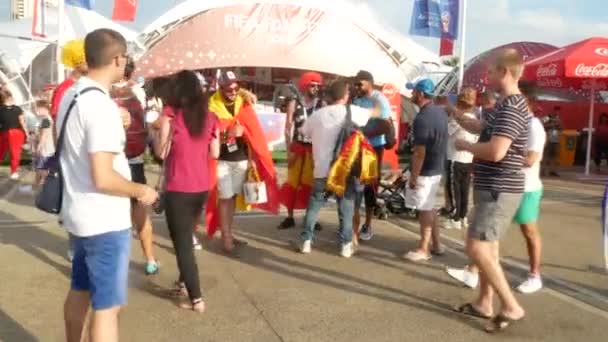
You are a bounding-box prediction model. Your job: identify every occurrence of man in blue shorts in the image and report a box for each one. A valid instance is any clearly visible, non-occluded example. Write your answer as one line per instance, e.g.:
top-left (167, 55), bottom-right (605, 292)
top-left (59, 29), bottom-right (158, 342)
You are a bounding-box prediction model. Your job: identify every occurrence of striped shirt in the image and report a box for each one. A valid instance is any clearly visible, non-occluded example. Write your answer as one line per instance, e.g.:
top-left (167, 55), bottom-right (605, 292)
top-left (474, 95), bottom-right (531, 193)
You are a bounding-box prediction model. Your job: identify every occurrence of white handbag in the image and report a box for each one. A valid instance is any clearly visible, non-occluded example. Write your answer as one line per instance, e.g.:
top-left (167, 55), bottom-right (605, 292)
top-left (243, 166), bottom-right (268, 204)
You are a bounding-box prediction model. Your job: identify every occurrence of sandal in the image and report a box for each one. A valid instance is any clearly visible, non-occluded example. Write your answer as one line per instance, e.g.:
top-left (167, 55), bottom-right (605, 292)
top-left (179, 298), bottom-right (205, 313)
top-left (453, 303), bottom-right (492, 320)
top-left (169, 281), bottom-right (188, 298)
top-left (484, 314), bottom-right (524, 334)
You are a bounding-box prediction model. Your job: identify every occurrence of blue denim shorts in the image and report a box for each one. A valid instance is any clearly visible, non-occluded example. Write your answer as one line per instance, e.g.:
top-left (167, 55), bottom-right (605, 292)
top-left (70, 229), bottom-right (131, 310)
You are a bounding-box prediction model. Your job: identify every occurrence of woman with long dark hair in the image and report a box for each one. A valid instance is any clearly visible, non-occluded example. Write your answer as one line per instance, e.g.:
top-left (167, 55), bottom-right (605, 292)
top-left (153, 70), bottom-right (220, 312)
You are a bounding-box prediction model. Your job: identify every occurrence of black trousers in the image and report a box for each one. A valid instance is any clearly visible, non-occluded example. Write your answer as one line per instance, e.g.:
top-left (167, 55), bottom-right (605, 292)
top-left (595, 141), bottom-right (608, 167)
top-left (165, 191), bottom-right (208, 301)
top-left (445, 161), bottom-right (472, 221)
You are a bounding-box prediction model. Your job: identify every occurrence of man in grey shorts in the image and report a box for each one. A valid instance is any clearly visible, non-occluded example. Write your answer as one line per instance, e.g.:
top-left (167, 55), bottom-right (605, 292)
top-left (448, 48), bottom-right (529, 333)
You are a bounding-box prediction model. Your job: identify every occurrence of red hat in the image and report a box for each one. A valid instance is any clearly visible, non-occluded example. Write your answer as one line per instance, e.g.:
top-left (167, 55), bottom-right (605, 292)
top-left (298, 72), bottom-right (323, 92)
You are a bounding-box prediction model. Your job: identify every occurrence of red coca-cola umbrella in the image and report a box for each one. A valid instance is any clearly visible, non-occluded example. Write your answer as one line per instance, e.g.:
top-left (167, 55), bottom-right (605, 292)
top-left (523, 37), bottom-right (608, 175)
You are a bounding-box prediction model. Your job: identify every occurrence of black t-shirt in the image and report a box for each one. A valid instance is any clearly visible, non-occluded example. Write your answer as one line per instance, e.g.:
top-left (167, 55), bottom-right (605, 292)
top-left (219, 103), bottom-right (249, 162)
top-left (0, 105), bottom-right (24, 131)
top-left (292, 98), bottom-right (323, 144)
top-left (474, 95), bottom-right (530, 193)
top-left (412, 103), bottom-right (448, 176)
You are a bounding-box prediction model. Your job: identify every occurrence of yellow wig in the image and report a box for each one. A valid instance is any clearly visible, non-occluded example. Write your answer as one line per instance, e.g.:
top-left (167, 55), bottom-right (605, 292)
top-left (61, 39), bottom-right (86, 68)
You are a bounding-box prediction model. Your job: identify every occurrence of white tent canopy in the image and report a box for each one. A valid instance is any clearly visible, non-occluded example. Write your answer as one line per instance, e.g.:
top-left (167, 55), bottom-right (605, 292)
top-left (139, 0), bottom-right (443, 90)
top-left (0, 5), bottom-right (138, 72)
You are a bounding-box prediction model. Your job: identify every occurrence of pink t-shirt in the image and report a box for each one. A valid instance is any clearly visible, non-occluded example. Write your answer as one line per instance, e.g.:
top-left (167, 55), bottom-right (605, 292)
top-left (164, 107), bottom-right (218, 193)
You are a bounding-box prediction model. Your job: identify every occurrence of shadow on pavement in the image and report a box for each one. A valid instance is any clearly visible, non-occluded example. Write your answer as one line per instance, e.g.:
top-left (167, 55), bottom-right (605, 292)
top-left (0, 307), bottom-right (37, 342)
top-left (0, 210), bottom-right (70, 278)
top-left (505, 256), bottom-right (608, 300)
top-left (209, 230), bottom-right (480, 330)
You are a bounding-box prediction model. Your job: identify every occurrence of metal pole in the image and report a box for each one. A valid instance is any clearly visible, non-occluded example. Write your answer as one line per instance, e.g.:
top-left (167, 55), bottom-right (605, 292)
top-left (585, 79), bottom-right (596, 176)
top-left (56, 0), bottom-right (65, 83)
top-left (457, 0), bottom-right (467, 92)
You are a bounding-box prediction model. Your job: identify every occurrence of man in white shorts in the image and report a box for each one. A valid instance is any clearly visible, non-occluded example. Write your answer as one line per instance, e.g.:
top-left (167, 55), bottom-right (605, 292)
top-left (404, 79), bottom-right (448, 262)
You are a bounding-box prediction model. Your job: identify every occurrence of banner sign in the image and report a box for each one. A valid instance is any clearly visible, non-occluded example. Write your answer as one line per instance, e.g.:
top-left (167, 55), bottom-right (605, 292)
top-left (410, 0), bottom-right (459, 40)
top-left (382, 83), bottom-right (401, 170)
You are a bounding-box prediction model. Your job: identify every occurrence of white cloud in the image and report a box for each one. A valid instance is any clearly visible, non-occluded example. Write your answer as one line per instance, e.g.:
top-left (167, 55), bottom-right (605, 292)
top-left (516, 9), bottom-right (567, 32)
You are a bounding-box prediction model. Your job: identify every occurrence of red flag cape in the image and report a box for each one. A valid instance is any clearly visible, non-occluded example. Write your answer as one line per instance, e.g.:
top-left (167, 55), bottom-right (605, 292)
top-left (205, 92), bottom-right (279, 238)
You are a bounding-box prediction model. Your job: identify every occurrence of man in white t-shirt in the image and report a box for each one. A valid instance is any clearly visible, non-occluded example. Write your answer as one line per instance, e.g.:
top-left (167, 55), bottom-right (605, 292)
top-left (60, 29), bottom-right (158, 342)
top-left (513, 115), bottom-right (546, 293)
top-left (298, 80), bottom-right (371, 258)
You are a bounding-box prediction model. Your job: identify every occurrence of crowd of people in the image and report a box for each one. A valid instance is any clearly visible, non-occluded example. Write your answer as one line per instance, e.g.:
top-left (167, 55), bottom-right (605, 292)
top-left (0, 27), bottom-right (566, 340)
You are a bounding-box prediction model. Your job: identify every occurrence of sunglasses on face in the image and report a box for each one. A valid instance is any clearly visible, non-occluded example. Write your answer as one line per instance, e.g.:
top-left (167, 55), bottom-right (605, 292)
top-left (223, 85), bottom-right (240, 94)
top-left (308, 83), bottom-right (320, 89)
top-left (355, 82), bottom-right (364, 88)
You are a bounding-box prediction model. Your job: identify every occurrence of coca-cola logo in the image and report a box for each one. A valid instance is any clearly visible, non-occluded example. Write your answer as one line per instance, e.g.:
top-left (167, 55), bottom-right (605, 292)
top-left (536, 63), bottom-right (558, 78)
top-left (575, 63), bottom-right (608, 77)
top-left (595, 47), bottom-right (608, 57)
top-left (382, 84), bottom-right (398, 100)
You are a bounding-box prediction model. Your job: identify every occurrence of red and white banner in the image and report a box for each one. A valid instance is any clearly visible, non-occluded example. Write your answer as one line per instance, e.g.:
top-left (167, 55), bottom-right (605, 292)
top-left (382, 83), bottom-right (401, 171)
top-left (31, 0), bottom-right (47, 37)
top-left (112, 0), bottom-right (137, 22)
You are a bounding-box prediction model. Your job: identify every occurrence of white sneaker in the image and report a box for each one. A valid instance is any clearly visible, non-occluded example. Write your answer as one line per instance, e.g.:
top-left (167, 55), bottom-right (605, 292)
top-left (443, 219), bottom-right (462, 230)
top-left (446, 266), bottom-right (479, 288)
top-left (340, 242), bottom-right (354, 258)
top-left (403, 250), bottom-right (432, 262)
top-left (9, 173), bottom-right (19, 180)
top-left (192, 235), bottom-right (202, 250)
top-left (461, 217), bottom-right (469, 230)
top-left (517, 275), bottom-right (543, 294)
top-left (299, 240), bottom-right (312, 254)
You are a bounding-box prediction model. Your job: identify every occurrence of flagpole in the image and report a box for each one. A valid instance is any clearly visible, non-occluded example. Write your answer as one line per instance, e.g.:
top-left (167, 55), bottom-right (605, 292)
top-left (585, 79), bottom-right (596, 176)
top-left (56, 0), bottom-right (65, 84)
top-left (457, 0), bottom-right (467, 92)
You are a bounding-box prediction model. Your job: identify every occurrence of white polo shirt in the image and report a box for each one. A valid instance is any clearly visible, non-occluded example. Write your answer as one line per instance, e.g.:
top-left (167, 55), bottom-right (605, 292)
top-left (56, 77), bottom-right (132, 237)
top-left (300, 104), bottom-right (370, 179)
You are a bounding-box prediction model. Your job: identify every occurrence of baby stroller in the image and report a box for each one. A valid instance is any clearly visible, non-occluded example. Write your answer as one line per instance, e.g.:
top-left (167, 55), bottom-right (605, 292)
top-left (375, 168), bottom-right (418, 220)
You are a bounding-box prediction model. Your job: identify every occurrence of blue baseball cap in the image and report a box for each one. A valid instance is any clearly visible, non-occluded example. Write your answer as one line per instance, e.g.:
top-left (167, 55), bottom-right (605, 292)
top-left (406, 78), bottom-right (435, 96)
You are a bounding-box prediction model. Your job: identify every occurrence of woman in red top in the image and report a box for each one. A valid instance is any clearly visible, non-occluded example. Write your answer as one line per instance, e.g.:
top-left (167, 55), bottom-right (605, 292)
top-left (0, 89), bottom-right (28, 179)
top-left (153, 71), bottom-right (220, 313)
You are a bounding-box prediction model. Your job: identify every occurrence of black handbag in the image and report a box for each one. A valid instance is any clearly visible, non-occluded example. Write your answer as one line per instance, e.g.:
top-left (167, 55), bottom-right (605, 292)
top-left (35, 87), bottom-right (103, 214)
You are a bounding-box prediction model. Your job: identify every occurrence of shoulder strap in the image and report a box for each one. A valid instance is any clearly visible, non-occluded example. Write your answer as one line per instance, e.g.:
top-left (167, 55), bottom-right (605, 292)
top-left (55, 87), bottom-right (104, 158)
top-left (345, 104), bottom-right (353, 125)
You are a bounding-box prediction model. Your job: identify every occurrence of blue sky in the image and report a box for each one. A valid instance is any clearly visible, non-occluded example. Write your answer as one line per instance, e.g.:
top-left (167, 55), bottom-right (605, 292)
top-left (1, 0), bottom-right (606, 60)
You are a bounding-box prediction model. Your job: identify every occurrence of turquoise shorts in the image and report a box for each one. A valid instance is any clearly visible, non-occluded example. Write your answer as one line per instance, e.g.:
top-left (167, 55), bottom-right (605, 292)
top-left (513, 189), bottom-right (543, 225)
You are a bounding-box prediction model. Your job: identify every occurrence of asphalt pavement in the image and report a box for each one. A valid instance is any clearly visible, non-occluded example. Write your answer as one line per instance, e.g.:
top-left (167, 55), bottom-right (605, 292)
top-left (0, 166), bottom-right (607, 342)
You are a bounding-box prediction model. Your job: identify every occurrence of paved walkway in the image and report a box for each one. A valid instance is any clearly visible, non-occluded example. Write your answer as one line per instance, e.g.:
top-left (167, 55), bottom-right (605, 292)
top-left (0, 167), bottom-right (607, 341)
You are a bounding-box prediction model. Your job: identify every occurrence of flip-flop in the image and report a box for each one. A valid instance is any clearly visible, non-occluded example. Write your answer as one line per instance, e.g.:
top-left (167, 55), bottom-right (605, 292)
top-left (484, 314), bottom-right (525, 334)
top-left (453, 303), bottom-right (492, 320)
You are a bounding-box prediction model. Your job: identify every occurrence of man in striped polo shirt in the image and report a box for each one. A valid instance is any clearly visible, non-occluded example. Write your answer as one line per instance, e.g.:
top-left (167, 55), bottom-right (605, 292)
top-left (449, 48), bottom-right (529, 333)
